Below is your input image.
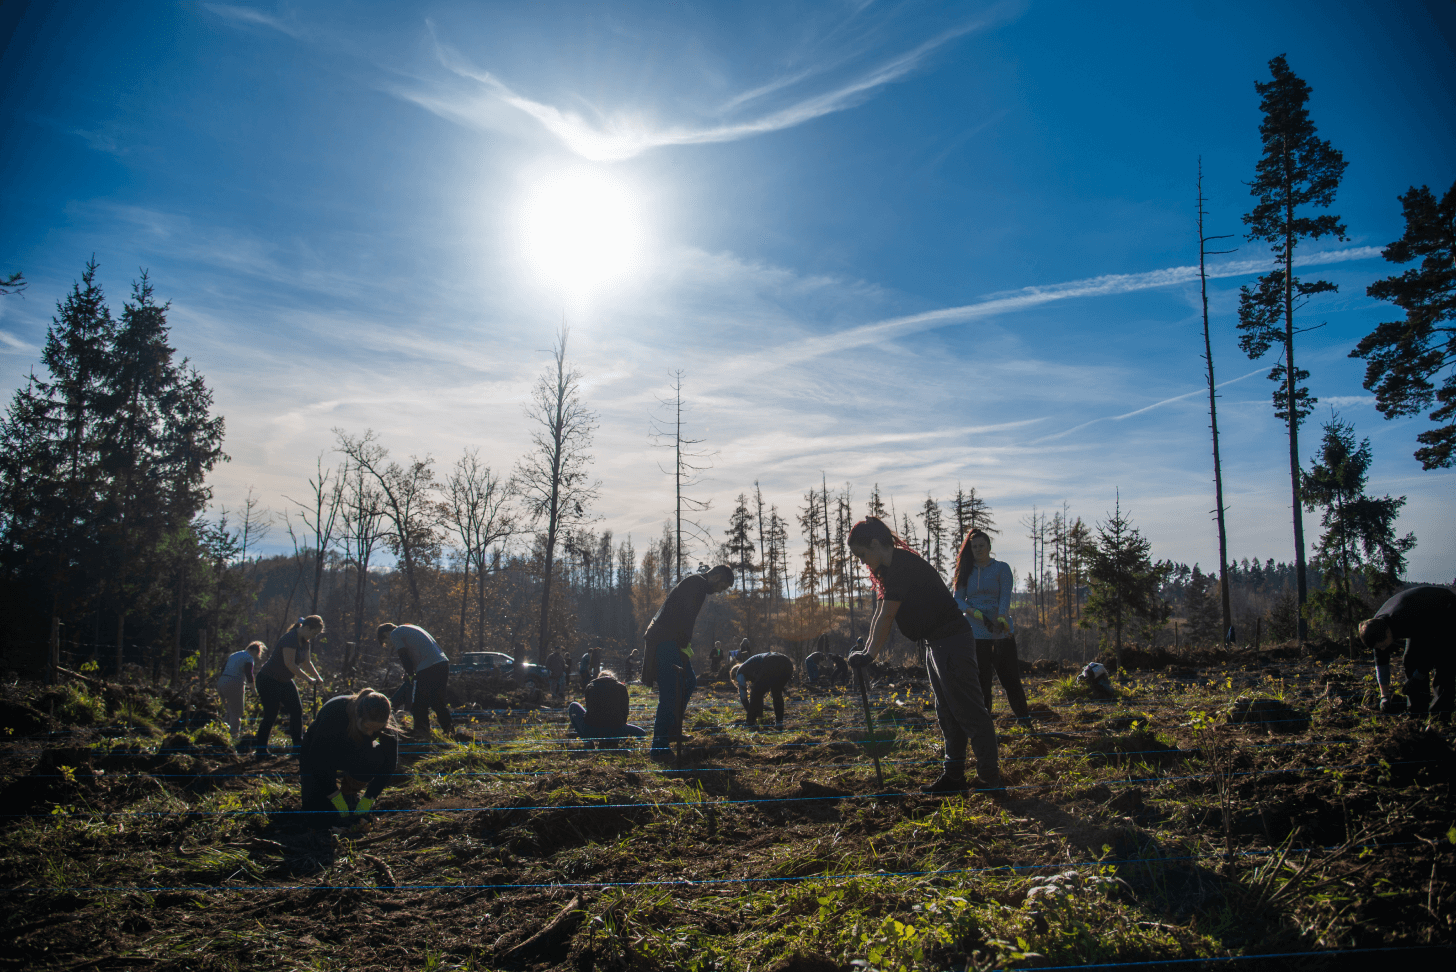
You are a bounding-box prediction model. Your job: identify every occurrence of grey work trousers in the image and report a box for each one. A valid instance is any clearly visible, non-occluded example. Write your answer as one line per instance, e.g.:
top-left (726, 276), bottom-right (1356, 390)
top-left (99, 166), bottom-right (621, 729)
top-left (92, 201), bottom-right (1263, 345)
top-left (215, 675), bottom-right (247, 740)
top-left (925, 631), bottom-right (1001, 785)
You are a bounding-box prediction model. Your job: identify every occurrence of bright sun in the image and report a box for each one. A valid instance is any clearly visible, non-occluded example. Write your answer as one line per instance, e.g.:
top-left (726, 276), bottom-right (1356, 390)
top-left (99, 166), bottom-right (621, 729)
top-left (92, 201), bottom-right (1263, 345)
top-left (520, 168), bottom-right (647, 293)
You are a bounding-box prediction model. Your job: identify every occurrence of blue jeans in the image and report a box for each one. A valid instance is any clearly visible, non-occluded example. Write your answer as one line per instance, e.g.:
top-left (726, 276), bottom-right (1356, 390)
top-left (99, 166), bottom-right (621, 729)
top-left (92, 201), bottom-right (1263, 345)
top-left (651, 642), bottom-right (696, 755)
top-left (568, 702), bottom-right (646, 748)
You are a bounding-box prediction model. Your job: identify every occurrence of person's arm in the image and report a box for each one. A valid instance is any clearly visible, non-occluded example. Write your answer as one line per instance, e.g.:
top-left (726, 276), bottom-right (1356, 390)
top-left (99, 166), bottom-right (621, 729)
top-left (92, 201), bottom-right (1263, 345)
top-left (303, 657), bottom-right (323, 683)
top-left (361, 734), bottom-right (399, 801)
top-left (246, 657), bottom-right (256, 691)
top-left (736, 669), bottom-right (750, 708)
top-left (283, 647), bottom-right (305, 680)
top-left (862, 601), bottom-right (901, 660)
top-left (1373, 637), bottom-right (1396, 699)
top-left (996, 562), bottom-right (1013, 631)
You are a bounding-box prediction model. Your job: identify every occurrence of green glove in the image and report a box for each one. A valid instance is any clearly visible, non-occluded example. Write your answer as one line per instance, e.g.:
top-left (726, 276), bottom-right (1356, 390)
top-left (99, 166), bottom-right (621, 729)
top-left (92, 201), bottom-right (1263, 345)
top-left (354, 796), bottom-right (374, 815)
top-left (972, 609), bottom-right (985, 622)
top-left (996, 616), bottom-right (1009, 631)
top-left (329, 791), bottom-right (350, 816)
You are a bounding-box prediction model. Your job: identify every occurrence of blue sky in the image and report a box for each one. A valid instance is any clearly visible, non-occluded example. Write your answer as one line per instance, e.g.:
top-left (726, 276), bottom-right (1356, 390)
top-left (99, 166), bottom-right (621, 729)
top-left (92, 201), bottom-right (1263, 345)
top-left (3, 0), bottom-right (1453, 584)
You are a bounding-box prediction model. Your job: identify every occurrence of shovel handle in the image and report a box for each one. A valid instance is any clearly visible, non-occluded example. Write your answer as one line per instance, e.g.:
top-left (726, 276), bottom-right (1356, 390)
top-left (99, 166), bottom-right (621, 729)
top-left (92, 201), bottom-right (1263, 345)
top-left (856, 665), bottom-right (885, 789)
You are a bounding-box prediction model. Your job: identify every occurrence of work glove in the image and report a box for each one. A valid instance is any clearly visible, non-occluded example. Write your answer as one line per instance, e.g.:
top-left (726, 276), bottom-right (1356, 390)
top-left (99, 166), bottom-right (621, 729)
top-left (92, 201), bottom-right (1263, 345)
top-left (996, 616), bottom-right (1009, 633)
top-left (971, 609), bottom-right (985, 622)
top-left (1379, 694), bottom-right (1408, 716)
top-left (354, 796), bottom-right (374, 816)
top-left (848, 651), bottom-right (872, 670)
top-left (329, 791), bottom-right (350, 817)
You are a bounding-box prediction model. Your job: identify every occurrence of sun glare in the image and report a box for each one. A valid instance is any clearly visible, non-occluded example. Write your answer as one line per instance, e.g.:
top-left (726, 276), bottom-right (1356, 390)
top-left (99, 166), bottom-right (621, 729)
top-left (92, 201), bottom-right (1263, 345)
top-left (520, 168), bottom-right (647, 293)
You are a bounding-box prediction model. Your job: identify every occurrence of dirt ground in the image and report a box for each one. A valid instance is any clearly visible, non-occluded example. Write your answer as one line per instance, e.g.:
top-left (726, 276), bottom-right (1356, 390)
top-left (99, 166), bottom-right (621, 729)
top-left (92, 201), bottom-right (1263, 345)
top-left (1, 645), bottom-right (1452, 971)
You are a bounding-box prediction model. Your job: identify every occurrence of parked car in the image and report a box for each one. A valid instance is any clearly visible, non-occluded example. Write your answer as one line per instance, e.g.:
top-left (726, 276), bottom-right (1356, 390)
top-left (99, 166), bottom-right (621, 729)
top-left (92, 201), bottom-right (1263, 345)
top-left (449, 651), bottom-right (547, 689)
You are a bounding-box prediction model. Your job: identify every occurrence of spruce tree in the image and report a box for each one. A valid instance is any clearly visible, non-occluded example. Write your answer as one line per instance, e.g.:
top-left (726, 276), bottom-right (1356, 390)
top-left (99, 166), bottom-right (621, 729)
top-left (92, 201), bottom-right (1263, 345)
top-left (1352, 178), bottom-right (1456, 469)
top-left (1078, 494), bottom-right (1165, 668)
top-left (1236, 55), bottom-right (1348, 642)
top-left (1302, 415), bottom-right (1416, 646)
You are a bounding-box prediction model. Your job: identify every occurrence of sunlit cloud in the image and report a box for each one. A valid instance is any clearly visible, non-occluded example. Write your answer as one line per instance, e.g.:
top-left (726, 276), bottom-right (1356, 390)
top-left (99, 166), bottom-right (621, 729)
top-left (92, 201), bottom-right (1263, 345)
top-left (414, 17), bottom-right (994, 161)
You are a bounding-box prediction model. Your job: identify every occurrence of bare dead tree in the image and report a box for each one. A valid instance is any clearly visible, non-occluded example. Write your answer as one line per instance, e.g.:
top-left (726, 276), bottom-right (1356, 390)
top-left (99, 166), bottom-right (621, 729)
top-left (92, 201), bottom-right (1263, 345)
top-left (513, 327), bottom-right (599, 664)
top-left (1199, 159), bottom-right (1238, 642)
top-left (650, 369), bottom-right (715, 581)
top-left (334, 429), bottom-right (440, 618)
top-left (443, 447), bottom-right (515, 652)
top-left (338, 456), bottom-right (387, 675)
top-left (285, 453), bottom-right (345, 615)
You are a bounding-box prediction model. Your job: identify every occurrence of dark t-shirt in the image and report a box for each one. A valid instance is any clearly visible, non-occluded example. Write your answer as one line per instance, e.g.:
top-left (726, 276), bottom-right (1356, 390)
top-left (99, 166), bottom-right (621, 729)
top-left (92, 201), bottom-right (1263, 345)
top-left (300, 695), bottom-right (399, 799)
top-left (259, 628), bottom-right (310, 683)
top-left (739, 652), bottom-right (795, 687)
top-left (1373, 586), bottom-right (1456, 667)
top-left (644, 574), bottom-right (714, 650)
top-left (582, 676), bottom-right (630, 729)
top-left (874, 548), bottom-right (971, 644)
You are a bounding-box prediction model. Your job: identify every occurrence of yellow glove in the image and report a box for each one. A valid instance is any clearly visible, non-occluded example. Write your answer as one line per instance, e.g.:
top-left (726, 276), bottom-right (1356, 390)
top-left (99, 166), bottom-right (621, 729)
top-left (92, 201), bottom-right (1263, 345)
top-left (329, 791), bottom-right (350, 816)
top-left (971, 609), bottom-right (985, 622)
top-left (354, 796), bottom-right (374, 815)
top-left (996, 616), bottom-right (1009, 631)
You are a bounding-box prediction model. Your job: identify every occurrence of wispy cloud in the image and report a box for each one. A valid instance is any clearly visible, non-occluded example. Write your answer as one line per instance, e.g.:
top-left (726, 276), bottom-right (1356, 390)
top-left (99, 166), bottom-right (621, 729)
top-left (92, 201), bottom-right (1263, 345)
top-left (710, 245), bottom-right (1386, 384)
top-left (1033, 367), bottom-right (1267, 443)
top-left (415, 16), bottom-right (993, 161)
top-left (204, 3), bottom-right (305, 39)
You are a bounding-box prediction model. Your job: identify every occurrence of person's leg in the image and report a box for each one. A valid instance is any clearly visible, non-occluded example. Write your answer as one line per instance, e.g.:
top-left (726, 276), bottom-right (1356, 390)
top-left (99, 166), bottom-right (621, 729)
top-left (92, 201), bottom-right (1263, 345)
top-left (255, 679), bottom-right (281, 754)
top-left (420, 664), bottom-right (452, 734)
top-left (975, 640), bottom-right (996, 712)
top-left (925, 649), bottom-right (968, 778)
top-left (411, 674), bottom-right (432, 735)
top-left (283, 681), bottom-right (304, 746)
top-left (928, 640), bottom-right (1000, 786)
top-left (650, 642), bottom-right (680, 756)
top-left (568, 701), bottom-right (590, 738)
top-left (994, 638), bottom-right (1032, 720)
top-left (747, 683), bottom-right (765, 726)
top-left (217, 678), bottom-right (244, 739)
top-left (771, 683), bottom-right (786, 727)
top-left (299, 772), bottom-right (340, 830)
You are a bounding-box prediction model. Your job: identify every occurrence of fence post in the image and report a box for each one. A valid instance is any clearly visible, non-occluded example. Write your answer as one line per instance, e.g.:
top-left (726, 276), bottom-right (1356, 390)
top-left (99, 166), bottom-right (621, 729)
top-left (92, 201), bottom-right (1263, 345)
top-left (49, 617), bottom-right (61, 685)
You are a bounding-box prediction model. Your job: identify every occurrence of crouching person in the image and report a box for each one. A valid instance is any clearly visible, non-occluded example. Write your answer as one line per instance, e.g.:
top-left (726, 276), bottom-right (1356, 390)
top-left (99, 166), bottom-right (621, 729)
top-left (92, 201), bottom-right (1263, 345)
top-left (1360, 585), bottom-right (1456, 719)
top-left (569, 671), bottom-right (646, 749)
top-left (299, 687), bottom-right (399, 831)
top-left (733, 652), bottom-right (796, 730)
top-left (1078, 662), bottom-right (1117, 700)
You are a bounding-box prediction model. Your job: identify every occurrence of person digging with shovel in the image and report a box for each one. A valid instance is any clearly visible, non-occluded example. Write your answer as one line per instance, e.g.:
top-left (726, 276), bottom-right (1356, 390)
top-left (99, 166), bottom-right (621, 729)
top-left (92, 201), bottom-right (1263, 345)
top-left (847, 517), bottom-right (1002, 796)
top-left (641, 564), bottom-right (734, 764)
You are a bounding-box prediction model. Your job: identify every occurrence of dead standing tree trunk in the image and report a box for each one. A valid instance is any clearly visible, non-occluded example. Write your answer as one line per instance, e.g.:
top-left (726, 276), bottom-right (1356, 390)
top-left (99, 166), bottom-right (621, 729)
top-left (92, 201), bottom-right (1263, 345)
top-left (514, 327), bottom-right (599, 667)
top-left (1198, 160), bottom-right (1237, 643)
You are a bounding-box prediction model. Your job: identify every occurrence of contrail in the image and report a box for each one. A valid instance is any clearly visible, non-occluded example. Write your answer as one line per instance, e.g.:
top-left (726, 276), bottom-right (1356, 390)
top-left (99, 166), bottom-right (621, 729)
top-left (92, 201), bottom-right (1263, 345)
top-left (712, 245), bottom-right (1384, 384)
top-left (1032, 366), bottom-right (1268, 443)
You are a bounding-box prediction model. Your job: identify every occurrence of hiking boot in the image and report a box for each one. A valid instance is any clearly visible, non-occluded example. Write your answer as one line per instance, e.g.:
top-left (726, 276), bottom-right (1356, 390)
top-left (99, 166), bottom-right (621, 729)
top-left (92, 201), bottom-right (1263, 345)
top-left (919, 772), bottom-right (969, 795)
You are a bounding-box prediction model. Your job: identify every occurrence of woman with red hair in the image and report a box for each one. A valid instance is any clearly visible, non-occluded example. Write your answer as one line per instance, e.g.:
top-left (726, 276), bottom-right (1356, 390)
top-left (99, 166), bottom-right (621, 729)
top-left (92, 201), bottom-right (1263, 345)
top-left (847, 517), bottom-right (1001, 794)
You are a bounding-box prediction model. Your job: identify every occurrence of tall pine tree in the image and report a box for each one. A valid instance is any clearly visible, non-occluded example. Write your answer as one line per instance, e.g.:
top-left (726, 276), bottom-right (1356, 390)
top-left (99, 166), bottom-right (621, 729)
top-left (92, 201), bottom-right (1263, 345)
top-left (1236, 55), bottom-right (1348, 642)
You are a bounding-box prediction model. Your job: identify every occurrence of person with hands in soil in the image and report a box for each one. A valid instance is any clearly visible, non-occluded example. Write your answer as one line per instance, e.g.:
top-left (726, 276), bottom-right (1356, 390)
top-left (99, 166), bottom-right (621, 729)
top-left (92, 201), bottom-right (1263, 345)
top-left (732, 652), bottom-right (796, 729)
top-left (299, 687), bottom-right (399, 831)
top-left (255, 615), bottom-right (325, 759)
top-left (953, 529), bottom-right (1031, 724)
top-left (215, 640), bottom-right (263, 747)
top-left (569, 670), bottom-right (646, 748)
top-left (1359, 585), bottom-right (1456, 719)
top-left (377, 623), bottom-right (453, 740)
top-left (846, 517), bottom-right (1001, 795)
top-left (641, 564), bottom-right (734, 762)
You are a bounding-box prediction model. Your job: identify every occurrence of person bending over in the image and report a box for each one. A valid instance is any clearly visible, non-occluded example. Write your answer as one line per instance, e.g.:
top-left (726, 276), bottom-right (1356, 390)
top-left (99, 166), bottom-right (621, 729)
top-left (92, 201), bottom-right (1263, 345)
top-left (733, 652), bottom-right (796, 729)
top-left (255, 616), bottom-right (324, 759)
top-left (804, 649), bottom-right (828, 686)
top-left (569, 671), bottom-right (645, 748)
top-left (299, 687), bottom-right (399, 830)
top-left (847, 517), bottom-right (1000, 794)
top-left (953, 529), bottom-right (1031, 723)
top-left (641, 565), bottom-right (735, 762)
top-left (378, 623), bottom-right (452, 739)
top-left (215, 641), bottom-right (263, 746)
top-left (1360, 585), bottom-right (1456, 719)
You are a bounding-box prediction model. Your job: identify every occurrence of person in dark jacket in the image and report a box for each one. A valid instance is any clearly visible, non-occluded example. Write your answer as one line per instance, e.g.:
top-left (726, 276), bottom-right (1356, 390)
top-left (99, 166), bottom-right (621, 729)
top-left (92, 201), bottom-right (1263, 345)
top-left (255, 616), bottom-right (325, 759)
top-left (732, 652), bottom-right (796, 729)
top-left (830, 651), bottom-right (851, 685)
top-left (804, 649), bottom-right (828, 686)
top-left (953, 530), bottom-right (1031, 723)
top-left (642, 565), bottom-right (734, 761)
top-left (569, 671), bottom-right (645, 748)
top-left (578, 651), bottom-right (592, 688)
top-left (710, 642), bottom-right (724, 675)
top-left (546, 649), bottom-right (566, 697)
top-left (847, 517), bottom-right (1000, 794)
top-left (378, 623), bottom-right (452, 738)
top-left (299, 687), bottom-right (399, 830)
top-left (1360, 585), bottom-right (1456, 718)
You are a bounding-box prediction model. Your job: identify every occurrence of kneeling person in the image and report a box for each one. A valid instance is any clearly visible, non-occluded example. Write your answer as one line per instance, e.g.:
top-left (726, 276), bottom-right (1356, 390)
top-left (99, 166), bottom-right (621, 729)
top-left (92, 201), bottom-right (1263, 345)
top-left (569, 671), bottom-right (646, 748)
top-left (733, 652), bottom-right (796, 729)
top-left (299, 687), bottom-right (399, 830)
top-left (378, 623), bottom-right (452, 738)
